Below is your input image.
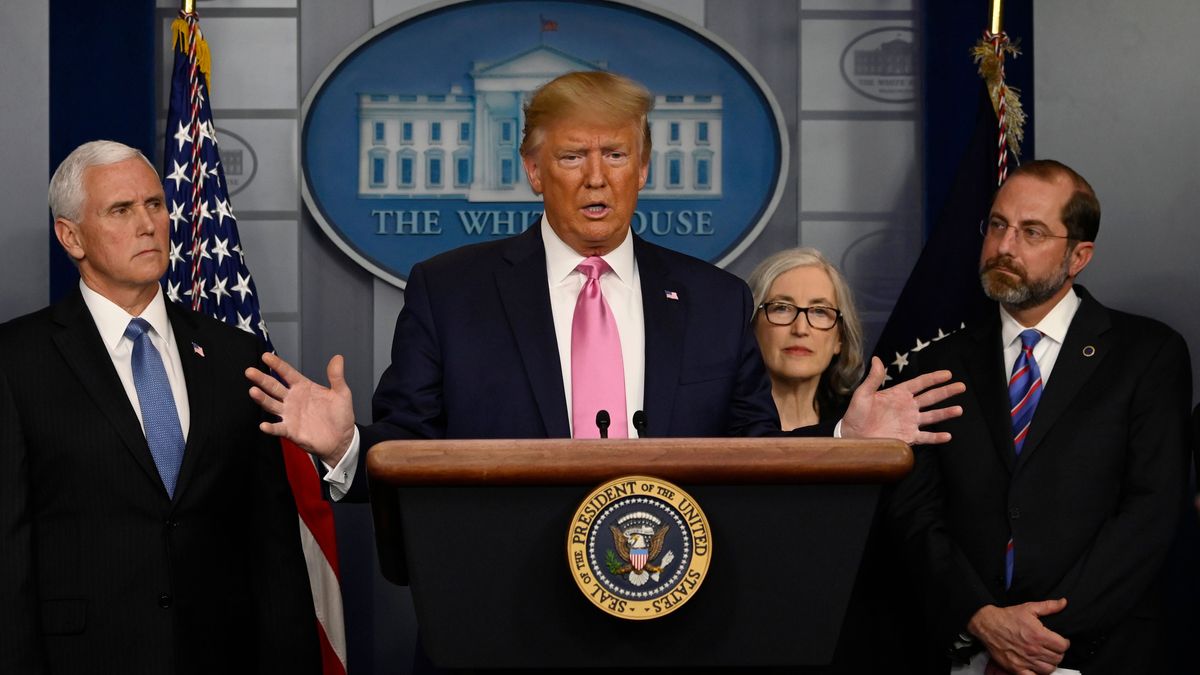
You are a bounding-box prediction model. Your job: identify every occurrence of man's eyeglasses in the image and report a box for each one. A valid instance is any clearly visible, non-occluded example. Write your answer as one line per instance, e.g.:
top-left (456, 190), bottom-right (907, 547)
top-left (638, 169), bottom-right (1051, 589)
top-left (979, 218), bottom-right (1074, 247)
top-left (757, 302), bottom-right (841, 330)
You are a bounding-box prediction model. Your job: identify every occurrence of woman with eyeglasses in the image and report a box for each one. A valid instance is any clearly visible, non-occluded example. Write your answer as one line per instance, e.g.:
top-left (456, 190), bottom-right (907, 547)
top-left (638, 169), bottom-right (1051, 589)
top-left (747, 247), bottom-right (865, 431)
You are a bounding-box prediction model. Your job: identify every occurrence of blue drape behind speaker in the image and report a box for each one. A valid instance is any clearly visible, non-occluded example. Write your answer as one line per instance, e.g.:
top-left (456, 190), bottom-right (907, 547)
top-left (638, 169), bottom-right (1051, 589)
top-left (48, 0), bottom-right (156, 303)
top-left (923, 0), bottom-right (1034, 238)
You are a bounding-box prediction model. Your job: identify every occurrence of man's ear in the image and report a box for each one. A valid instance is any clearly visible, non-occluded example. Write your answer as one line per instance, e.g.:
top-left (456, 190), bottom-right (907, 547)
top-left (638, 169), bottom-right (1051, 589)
top-left (521, 153), bottom-right (543, 195)
top-left (54, 218), bottom-right (86, 262)
top-left (1067, 241), bottom-right (1094, 278)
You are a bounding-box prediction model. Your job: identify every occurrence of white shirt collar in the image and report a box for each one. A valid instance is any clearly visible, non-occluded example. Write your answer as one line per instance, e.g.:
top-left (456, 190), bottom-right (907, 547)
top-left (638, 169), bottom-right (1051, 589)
top-left (79, 280), bottom-right (173, 349)
top-left (540, 215), bottom-right (635, 287)
top-left (999, 286), bottom-right (1081, 347)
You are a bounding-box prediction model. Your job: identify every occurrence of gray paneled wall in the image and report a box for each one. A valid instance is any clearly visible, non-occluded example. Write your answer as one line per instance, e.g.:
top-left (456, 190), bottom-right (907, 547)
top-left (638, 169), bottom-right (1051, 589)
top-left (0, 1), bottom-right (49, 319)
top-left (1036, 0), bottom-right (1200, 397)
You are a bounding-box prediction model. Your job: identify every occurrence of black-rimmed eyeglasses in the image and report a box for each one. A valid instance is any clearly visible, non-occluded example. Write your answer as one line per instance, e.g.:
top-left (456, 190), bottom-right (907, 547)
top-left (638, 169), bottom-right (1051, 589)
top-left (757, 302), bottom-right (841, 330)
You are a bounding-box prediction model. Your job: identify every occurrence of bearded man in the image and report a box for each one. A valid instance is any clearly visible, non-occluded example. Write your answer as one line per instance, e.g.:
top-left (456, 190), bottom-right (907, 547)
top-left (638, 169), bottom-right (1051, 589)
top-left (888, 159), bottom-right (1191, 675)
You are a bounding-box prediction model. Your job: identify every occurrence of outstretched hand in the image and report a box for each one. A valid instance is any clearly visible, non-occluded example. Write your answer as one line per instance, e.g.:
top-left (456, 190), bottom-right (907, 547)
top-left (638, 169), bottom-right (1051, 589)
top-left (245, 352), bottom-right (356, 465)
top-left (840, 356), bottom-right (965, 444)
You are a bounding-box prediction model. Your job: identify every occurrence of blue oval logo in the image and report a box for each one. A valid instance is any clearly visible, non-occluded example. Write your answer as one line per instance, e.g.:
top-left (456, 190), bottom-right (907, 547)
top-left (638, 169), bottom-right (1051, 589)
top-left (301, 0), bottom-right (787, 287)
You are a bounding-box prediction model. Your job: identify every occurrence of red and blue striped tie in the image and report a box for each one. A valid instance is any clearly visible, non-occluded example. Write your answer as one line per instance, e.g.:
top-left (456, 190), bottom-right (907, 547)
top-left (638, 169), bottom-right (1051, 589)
top-left (1004, 328), bottom-right (1043, 588)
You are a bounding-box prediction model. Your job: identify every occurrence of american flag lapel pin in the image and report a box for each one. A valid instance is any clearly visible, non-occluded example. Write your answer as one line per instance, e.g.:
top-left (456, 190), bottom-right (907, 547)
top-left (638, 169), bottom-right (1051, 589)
top-left (664, 290), bottom-right (679, 301)
top-left (192, 342), bottom-right (205, 358)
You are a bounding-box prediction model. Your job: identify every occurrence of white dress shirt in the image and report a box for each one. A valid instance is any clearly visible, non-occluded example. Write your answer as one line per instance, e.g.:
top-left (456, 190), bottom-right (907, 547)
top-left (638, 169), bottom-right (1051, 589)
top-left (79, 281), bottom-right (191, 439)
top-left (999, 287), bottom-right (1082, 387)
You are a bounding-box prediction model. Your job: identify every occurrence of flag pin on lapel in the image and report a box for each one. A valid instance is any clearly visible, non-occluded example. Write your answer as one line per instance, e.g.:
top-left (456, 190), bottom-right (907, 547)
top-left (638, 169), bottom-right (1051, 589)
top-left (192, 342), bottom-right (205, 358)
top-left (664, 290), bottom-right (679, 300)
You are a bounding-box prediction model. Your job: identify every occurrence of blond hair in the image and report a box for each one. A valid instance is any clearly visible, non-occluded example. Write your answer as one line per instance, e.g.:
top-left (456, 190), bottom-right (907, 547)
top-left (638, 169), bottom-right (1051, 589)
top-left (520, 71), bottom-right (653, 161)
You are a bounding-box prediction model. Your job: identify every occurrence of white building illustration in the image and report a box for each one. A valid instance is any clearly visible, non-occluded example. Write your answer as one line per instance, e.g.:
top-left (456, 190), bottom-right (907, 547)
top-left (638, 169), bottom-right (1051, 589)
top-left (357, 45), bottom-right (722, 201)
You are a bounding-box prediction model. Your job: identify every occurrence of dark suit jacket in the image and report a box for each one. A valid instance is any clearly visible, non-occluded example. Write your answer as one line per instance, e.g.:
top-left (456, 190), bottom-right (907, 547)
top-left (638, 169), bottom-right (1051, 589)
top-left (888, 287), bottom-right (1192, 673)
top-left (0, 290), bottom-right (319, 674)
top-left (353, 227), bottom-right (781, 496)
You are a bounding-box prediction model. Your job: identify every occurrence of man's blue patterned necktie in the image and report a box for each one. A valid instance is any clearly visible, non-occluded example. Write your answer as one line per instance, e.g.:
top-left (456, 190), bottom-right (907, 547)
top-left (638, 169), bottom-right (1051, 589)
top-left (124, 318), bottom-right (186, 497)
top-left (1004, 328), bottom-right (1043, 588)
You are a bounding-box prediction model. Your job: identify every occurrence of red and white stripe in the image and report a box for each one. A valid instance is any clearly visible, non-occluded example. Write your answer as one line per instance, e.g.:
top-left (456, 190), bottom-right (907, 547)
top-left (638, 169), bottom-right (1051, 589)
top-left (282, 438), bottom-right (347, 674)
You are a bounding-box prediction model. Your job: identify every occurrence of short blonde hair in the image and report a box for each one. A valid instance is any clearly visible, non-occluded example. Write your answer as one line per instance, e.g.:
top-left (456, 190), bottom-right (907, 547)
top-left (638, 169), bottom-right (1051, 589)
top-left (520, 71), bottom-right (653, 161)
top-left (747, 247), bottom-right (865, 404)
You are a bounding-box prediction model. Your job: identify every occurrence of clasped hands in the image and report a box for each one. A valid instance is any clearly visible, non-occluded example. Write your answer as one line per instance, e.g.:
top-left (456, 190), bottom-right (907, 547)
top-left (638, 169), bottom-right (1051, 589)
top-left (969, 599), bottom-right (1071, 675)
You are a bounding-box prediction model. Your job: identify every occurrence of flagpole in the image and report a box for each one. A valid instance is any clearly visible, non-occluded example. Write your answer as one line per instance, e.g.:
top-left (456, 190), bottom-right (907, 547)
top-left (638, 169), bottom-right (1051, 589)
top-left (991, 0), bottom-right (1003, 34)
top-left (182, 0), bottom-right (194, 13)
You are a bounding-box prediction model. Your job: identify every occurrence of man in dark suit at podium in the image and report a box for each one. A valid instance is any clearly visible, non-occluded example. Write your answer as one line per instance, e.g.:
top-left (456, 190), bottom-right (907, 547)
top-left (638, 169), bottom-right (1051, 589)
top-left (0, 141), bottom-right (318, 673)
top-left (889, 160), bottom-right (1191, 674)
top-left (246, 71), bottom-right (965, 501)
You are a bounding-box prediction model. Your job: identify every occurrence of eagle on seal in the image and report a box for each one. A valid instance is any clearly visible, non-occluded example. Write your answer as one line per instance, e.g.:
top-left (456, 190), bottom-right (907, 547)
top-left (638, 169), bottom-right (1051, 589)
top-left (609, 525), bottom-right (669, 574)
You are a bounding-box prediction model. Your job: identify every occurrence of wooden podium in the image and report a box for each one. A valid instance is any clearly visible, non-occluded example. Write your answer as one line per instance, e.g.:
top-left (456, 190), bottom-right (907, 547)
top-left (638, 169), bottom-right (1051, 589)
top-left (368, 437), bottom-right (911, 670)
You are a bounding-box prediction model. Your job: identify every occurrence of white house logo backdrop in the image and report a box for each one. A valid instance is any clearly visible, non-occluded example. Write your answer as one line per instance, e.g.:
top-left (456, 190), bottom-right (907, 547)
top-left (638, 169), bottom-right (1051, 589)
top-left (301, 0), bottom-right (787, 287)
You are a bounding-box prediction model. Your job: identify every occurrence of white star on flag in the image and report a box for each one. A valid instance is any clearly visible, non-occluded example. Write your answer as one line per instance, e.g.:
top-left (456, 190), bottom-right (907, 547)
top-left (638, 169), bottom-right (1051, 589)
top-left (211, 236), bottom-right (231, 266)
top-left (168, 201), bottom-right (187, 232)
top-left (210, 274), bottom-right (230, 306)
top-left (231, 272), bottom-right (253, 301)
top-left (168, 241), bottom-right (185, 272)
top-left (166, 160), bottom-right (190, 191)
top-left (172, 120), bottom-right (191, 151)
top-left (214, 197), bottom-right (234, 226)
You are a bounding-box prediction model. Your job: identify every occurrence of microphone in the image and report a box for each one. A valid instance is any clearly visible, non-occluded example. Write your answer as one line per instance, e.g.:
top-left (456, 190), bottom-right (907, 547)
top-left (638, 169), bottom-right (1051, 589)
top-left (632, 410), bottom-right (647, 438)
top-left (595, 410), bottom-right (610, 439)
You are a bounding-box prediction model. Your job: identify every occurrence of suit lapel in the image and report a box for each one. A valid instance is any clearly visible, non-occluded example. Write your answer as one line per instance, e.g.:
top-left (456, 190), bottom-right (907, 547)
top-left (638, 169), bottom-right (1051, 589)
top-left (1016, 288), bottom-right (1109, 468)
top-left (495, 228), bottom-right (571, 437)
top-left (51, 291), bottom-right (164, 491)
top-left (963, 313), bottom-right (1018, 472)
top-left (635, 239), bottom-right (686, 437)
top-left (167, 303), bottom-right (213, 504)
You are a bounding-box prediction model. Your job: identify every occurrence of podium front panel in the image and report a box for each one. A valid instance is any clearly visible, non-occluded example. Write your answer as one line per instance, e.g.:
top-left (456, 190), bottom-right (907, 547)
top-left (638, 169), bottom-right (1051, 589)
top-left (395, 483), bottom-right (878, 669)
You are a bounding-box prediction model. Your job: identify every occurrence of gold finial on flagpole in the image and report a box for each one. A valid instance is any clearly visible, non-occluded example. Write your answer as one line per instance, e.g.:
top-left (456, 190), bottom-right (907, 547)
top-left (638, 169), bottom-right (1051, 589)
top-left (990, 0), bottom-right (1004, 35)
top-left (183, 0), bottom-right (195, 13)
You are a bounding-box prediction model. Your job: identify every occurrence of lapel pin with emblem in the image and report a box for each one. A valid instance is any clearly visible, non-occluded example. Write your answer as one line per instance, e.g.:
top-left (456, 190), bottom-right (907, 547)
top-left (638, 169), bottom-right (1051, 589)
top-left (1082, 345), bottom-right (1096, 357)
top-left (664, 290), bottom-right (679, 301)
top-left (192, 342), bottom-right (206, 358)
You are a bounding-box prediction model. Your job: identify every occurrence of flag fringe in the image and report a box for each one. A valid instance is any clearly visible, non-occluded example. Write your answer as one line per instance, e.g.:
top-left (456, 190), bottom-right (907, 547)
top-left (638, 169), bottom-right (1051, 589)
top-left (170, 16), bottom-right (212, 94)
top-left (972, 37), bottom-right (1025, 158)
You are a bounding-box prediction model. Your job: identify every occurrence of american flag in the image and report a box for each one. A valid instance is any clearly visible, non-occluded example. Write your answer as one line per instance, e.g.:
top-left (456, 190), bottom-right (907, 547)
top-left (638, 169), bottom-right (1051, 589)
top-left (162, 11), bottom-right (347, 674)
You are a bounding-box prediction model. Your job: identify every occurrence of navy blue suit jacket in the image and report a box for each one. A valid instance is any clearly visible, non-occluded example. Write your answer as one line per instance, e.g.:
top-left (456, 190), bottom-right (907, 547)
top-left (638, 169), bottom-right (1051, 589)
top-left (354, 228), bottom-right (783, 497)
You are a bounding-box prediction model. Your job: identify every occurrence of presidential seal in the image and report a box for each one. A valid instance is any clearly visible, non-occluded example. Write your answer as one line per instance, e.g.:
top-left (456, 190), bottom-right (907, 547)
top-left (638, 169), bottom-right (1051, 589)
top-left (567, 475), bottom-right (712, 620)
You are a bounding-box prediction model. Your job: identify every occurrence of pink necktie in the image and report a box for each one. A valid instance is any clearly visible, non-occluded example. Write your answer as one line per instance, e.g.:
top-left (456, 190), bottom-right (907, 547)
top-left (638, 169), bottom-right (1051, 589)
top-left (571, 257), bottom-right (627, 438)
